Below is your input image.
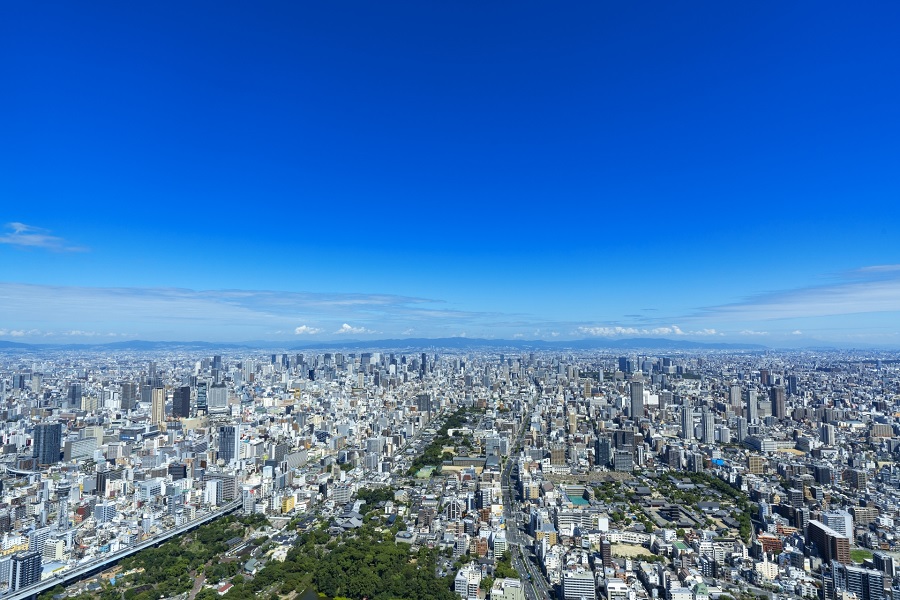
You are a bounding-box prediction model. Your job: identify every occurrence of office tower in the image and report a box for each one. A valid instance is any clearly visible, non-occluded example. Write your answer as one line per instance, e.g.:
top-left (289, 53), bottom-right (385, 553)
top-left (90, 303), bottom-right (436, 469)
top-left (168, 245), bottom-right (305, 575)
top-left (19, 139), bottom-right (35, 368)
top-left (10, 551), bottom-right (41, 591)
top-left (659, 390), bottom-right (672, 412)
top-left (759, 368), bottom-right (770, 386)
top-left (787, 374), bottom-right (799, 396)
top-left (681, 404), bottom-right (694, 440)
top-left (630, 379), bottom-right (644, 420)
top-left (67, 383), bottom-right (82, 409)
top-left (150, 387), bottom-right (166, 425)
top-left (172, 386), bottom-right (191, 419)
top-left (595, 436), bottom-right (611, 468)
top-left (821, 423), bottom-right (837, 446)
top-left (562, 570), bottom-right (596, 600)
top-left (770, 386), bottom-right (786, 420)
top-left (746, 389), bottom-right (758, 423)
top-left (736, 416), bottom-right (748, 443)
top-left (729, 384), bottom-right (742, 412)
top-left (33, 423), bottom-right (62, 466)
top-left (550, 444), bottom-right (566, 466)
top-left (208, 383), bottom-right (228, 412)
top-left (218, 425), bottom-right (240, 464)
top-left (808, 520), bottom-right (850, 564)
top-left (196, 381), bottom-right (208, 413)
top-left (120, 382), bottom-right (137, 411)
top-left (700, 407), bottom-right (715, 444)
top-left (613, 448), bottom-right (633, 472)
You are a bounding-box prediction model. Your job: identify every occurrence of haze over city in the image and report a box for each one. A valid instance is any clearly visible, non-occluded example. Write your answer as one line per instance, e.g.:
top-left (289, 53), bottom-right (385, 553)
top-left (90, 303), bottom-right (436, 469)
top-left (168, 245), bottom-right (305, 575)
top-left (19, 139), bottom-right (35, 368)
top-left (2, 2), bottom-right (899, 347)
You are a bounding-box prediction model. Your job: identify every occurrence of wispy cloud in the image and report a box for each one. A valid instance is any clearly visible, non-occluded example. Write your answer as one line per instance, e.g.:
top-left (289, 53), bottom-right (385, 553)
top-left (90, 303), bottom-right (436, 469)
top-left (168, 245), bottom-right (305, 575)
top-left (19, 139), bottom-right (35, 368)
top-left (0, 222), bottom-right (87, 252)
top-left (697, 265), bottom-right (900, 321)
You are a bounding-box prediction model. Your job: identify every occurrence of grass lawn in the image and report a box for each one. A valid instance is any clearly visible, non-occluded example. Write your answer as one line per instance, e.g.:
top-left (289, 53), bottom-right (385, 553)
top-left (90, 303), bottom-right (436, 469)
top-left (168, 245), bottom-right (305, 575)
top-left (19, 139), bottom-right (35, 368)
top-left (850, 548), bottom-right (873, 563)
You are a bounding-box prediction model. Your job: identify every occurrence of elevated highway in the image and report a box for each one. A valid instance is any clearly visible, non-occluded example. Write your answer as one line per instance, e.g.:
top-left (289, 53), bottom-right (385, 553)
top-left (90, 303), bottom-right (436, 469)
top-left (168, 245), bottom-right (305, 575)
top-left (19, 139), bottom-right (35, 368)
top-left (7, 498), bottom-right (243, 600)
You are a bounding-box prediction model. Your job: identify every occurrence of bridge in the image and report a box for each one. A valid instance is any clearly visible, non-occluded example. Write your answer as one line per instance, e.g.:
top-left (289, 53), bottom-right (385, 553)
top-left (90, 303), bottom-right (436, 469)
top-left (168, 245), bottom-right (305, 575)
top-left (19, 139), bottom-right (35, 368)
top-left (8, 498), bottom-right (244, 600)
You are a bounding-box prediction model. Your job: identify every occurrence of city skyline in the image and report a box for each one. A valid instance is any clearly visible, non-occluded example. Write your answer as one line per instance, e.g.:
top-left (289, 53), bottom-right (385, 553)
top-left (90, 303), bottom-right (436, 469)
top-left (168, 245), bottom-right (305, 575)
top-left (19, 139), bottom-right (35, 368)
top-left (2, 3), bottom-right (900, 346)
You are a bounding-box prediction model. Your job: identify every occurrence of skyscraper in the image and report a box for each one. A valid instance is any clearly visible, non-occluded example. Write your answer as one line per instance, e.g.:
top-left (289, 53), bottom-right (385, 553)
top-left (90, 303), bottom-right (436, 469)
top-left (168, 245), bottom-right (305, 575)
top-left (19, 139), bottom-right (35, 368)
top-left (218, 424), bottom-right (240, 464)
top-left (120, 382), bottom-right (137, 411)
top-left (700, 407), bottom-right (715, 444)
top-left (33, 423), bottom-right (62, 466)
top-left (771, 386), bottom-right (786, 420)
top-left (681, 404), bottom-right (694, 440)
top-left (196, 381), bottom-right (208, 413)
top-left (630, 379), bottom-right (644, 420)
top-left (736, 416), bottom-right (748, 443)
top-left (67, 383), bottom-right (82, 409)
top-left (172, 386), bottom-right (191, 419)
top-left (151, 387), bottom-right (166, 425)
top-left (746, 389), bottom-right (758, 423)
top-left (729, 384), bottom-right (742, 412)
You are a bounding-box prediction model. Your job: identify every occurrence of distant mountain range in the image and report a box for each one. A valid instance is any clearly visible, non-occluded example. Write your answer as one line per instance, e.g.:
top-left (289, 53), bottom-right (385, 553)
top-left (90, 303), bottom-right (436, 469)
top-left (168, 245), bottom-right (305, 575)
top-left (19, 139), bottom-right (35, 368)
top-left (0, 337), bottom-right (769, 352)
top-left (289, 337), bottom-right (768, 351)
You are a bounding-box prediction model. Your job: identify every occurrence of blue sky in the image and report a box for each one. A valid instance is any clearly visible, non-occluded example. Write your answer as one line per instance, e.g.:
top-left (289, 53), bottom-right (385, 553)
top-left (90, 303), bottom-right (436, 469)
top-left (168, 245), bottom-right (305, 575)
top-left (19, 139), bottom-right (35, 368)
top-left (2, 2), bottom-right (900, 346)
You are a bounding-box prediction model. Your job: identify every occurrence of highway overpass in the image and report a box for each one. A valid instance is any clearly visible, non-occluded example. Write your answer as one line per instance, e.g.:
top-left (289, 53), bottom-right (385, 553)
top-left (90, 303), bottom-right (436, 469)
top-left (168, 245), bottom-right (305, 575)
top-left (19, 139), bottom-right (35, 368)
top-left (7, 498), bottom-right (243, 600)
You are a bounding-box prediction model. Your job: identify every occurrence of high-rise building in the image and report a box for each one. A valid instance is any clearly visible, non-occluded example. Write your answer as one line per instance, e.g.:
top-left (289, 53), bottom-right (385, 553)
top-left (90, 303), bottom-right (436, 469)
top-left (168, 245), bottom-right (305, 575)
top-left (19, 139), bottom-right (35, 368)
top-left (150, 387), bottom-right (166, 425)
top-left (67, 383), bottom-right (82, 409)
top-left (822, 510), bottom-right (854, 538)
top-left (829, 560), bottom-right (885, 600)
top-left (770, 386), bottom-right (786, 420)
top-left (729, 384), bottom-right (742, 412)
top-left (787, 374), bottom-right (799, 396)
top-left (630, 379), bottom-right (644, 420)
top-left (680, 405), bottom-right (694, 440)
top-left (736, 416), bottom-right (748, 443)
top-left (550, 444), bottom-right (566, 466)
top-left (33, 423), bottom-right (62, 466)
top-left (821, 423), bottom-right (837, 446)
top-left (808, 520), bottom-right (850, 565)
top-left (196, 381), bottom-right (208, 413)
top-left (595, 436), bottom-right (611, 468)
top-left (746, 389), bottom-right (758, 423)
top-left (172, 386), bottom-right (191, 419)
top-left (10, 551), bottom-right (41, 591)
top-left (700, 407), bottom-right (715, 444)
top-left (120, 382), bottom-right (137, 411)
top-left (562, 570), bottom-right (596, 600)
top-left (208, 383), bottom-right (228, 412)
top-left (218, 425), bottom-right (240, 464)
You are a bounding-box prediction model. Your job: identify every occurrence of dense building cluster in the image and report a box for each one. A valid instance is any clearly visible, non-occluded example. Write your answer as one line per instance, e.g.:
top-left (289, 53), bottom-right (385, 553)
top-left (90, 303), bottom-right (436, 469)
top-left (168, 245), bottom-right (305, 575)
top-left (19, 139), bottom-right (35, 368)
top-left (1, 348), bottom-right (899, 600)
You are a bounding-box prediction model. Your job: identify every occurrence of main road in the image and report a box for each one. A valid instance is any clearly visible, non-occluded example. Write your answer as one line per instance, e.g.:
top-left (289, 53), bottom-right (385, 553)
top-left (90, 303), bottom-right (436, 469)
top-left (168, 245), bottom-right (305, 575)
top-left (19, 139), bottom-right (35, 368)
top-left (501, 390), bottom-right (554, 600)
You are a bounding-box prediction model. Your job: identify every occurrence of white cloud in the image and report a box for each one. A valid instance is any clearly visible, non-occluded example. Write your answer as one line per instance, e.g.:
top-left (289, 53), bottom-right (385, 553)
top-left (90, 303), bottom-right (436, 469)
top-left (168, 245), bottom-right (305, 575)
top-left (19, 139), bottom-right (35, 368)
top-left (792, 330), bottom-right (803, 335)
top-left (739, 330), bottom-right (769, 336)
top-left (294, 325), bottom-right (322, 335)
top-left (335, 323), bottom-right (376, 335)
top-left (576, 324), bottom-right (716, 337)
top-left (0, 222), bottom-right (87, 252)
